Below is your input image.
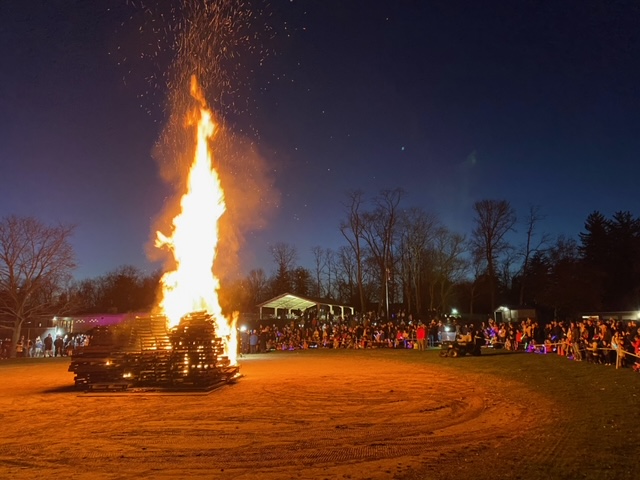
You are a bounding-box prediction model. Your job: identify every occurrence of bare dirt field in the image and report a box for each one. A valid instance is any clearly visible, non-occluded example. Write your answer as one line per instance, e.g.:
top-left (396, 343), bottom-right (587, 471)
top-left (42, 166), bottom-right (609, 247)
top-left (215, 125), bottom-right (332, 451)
top-left (0, 351), bottom-right (556, 480)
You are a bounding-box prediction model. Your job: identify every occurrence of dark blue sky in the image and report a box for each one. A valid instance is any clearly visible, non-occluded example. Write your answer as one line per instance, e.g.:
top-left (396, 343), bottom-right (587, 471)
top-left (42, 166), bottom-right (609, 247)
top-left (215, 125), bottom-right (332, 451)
top-left (1, 0), bottom-right (639, 280)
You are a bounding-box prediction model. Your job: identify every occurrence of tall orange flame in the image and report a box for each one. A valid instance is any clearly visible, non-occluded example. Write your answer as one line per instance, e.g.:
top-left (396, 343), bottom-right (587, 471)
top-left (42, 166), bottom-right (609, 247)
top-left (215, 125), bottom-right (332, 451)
top-left (155, 75), bottom-right (237, 364)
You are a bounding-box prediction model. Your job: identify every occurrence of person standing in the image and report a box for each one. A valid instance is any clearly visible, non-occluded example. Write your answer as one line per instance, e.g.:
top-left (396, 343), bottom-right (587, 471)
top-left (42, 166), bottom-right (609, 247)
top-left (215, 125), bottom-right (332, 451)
top-left (34, 336), bottom-right (43, 357)
top-left (259, 326), bottom-right (269, 353)
top-left (416, 322), bottom-right (426, 351)
top-left (601, 324), bottom-right (613, 365)
top-left (570, 321), bottom-right (582, 361)
top-left (240, 328), bottom-right (250, 355)
top-left (15, 336), bottom-right (25, 357)
top-left (1, 339), bottom-right (11, 359)
top-left (44, 334), bottom-right (54, 357)
top-left (249, 330), bottom-right (259, 354)
top-left (53, 336), bottom-right (64, 357)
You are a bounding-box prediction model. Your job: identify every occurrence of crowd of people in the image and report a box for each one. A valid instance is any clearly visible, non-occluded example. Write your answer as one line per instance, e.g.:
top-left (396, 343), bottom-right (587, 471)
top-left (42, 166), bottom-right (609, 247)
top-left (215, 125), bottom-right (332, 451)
top-left (3, 313), bottom-right (640, 372)
top-left (241, 312), bottom-right (436, 354)
top-left (239, 313), bottom-right (640, 371)
top-left (0, 333), bottom-right (89, 359)
top-left (501, 316), bottom-right (640, 370)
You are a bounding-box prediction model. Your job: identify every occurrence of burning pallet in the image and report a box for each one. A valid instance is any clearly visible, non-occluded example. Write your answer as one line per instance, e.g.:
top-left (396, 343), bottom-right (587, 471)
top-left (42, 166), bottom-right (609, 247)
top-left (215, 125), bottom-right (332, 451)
top-left (68, 312), bottom-right (239, 392)
top-left (170, 311), bottom-right (237, 387)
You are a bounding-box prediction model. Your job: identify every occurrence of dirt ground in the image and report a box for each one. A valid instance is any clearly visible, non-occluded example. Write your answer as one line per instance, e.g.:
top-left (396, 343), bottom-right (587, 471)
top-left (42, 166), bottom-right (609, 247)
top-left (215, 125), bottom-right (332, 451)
top-left (0, 352), bottom-right (555, 479)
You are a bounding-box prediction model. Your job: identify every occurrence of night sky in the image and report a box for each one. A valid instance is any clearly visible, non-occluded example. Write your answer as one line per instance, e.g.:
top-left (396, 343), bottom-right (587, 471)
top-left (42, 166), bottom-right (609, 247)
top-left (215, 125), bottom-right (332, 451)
top-left (1, 0), bottom-right (639, 280)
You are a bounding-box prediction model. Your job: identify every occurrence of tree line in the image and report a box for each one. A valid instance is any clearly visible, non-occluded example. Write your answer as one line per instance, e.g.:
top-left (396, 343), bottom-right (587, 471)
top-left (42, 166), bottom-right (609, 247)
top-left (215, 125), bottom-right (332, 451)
top-left (222, 191), bottom-right (640, 322)
top-left (2, 197), bottom-right (639, 352)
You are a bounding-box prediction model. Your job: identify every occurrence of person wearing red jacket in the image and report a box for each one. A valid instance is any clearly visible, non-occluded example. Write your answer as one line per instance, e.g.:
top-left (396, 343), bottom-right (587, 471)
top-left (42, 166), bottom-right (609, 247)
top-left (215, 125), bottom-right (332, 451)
top-left (416, 323), bottom-right (426, 351)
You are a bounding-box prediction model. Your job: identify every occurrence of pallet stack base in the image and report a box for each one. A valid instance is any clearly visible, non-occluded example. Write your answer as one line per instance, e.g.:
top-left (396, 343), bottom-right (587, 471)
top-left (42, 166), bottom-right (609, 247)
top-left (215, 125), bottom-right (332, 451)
top-left (68, 312), bottom-right (239, 392)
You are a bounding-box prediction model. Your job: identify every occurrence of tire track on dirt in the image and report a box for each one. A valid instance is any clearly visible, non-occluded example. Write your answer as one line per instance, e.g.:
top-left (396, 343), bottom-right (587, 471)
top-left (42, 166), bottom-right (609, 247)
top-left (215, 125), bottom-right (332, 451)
top-left (0, 354), bottom-right (551, 480)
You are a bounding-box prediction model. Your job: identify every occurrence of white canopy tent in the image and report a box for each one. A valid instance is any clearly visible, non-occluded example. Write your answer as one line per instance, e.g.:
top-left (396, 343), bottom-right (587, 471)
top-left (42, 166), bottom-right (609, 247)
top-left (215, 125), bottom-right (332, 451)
top-left (257, 293), bottom-right (354, 320)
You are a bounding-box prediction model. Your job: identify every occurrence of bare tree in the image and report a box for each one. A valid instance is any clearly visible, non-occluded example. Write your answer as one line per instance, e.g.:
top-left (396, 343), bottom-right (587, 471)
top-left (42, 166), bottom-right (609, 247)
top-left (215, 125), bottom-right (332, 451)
top-left (427, 228), bottom-right (468, 314)
top-left (0, 216), bottom-right (76, 357)
top-left (335, 246), bottom-right (357, 305)
top-left (69, 267), bottom-right (161, 314)
top-left (340, 190), bottom-right (366, 312)
top-left (361, 188), bottom-right (404, 318)
top-left (324, 248), bottom-right (337, 300)
top-left (310, 245), bottom-right (327, 297)
top-left (102, 265), bottom-right (145, 313)
top-left (497, 247), bottom-right (518, 300)
top-left (518, 205), bottom-right (550, 305)
top-left (466, 252), bottom-right (488, 315)
top-left (397, 207), bottom-right (440, 315)
top-left (469, 199), bottom-right (516, 311)
top-left (245, 268), bottom-right (268, 306)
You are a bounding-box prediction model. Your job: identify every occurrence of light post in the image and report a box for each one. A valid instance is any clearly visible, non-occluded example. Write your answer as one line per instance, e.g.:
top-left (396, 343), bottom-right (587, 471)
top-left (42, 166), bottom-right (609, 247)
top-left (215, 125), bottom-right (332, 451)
top-left (385, 267), bottom-right (390, 320)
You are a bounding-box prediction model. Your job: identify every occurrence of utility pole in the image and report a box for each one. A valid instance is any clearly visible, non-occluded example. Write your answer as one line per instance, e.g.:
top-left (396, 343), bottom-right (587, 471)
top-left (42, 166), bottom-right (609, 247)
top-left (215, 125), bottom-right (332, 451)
top-left (385, 267), bottom-right (390, 320)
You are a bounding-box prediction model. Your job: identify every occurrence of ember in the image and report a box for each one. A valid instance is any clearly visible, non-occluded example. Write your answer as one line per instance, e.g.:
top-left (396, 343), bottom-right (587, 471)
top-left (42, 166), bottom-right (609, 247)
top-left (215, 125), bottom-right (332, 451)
top-left (68, 312), bottom-right (239, 392)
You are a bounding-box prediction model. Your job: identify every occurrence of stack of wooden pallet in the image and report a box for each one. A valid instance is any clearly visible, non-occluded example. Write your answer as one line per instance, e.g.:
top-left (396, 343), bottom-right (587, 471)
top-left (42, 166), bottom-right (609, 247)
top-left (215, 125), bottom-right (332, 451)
top-left (68, 312), bottom-right (240, 391)
top-left (170, 311), bottom-right (227, 387)
top-left (67, 326), bottom-right (128, 389)
top-left (127, 314), bottom-right (173, 386)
